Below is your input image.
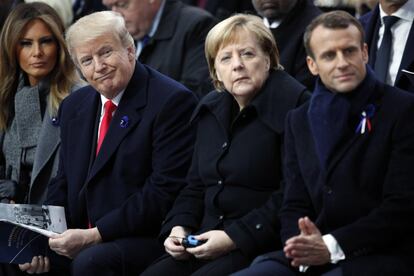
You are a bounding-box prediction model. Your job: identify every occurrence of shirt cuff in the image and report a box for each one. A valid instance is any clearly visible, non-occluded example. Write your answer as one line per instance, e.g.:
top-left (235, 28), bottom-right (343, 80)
top-left (299, 265), bottom-right (309, 273)
top-left (322, 234), bottom-right (346, 264)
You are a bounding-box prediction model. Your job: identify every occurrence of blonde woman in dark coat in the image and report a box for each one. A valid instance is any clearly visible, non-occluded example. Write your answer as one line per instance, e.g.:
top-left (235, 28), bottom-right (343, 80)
top-left (142, 14), bottom-right (310, 276)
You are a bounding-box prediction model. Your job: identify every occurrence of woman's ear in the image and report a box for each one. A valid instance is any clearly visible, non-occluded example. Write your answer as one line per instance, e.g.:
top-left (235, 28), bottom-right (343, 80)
top-left (216, 69), bottom-right (222, 82)
top-left (265, 56), bottom-right (270, 71)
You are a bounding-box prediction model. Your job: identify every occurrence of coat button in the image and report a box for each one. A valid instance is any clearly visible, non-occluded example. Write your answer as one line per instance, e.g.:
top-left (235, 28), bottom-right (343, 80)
top-left (324, 186), bottom-right (332, 194)
top-left (255, 224), bottom-right (262, 230)
top-left (222, 142), bottom-right (228, 149)
top-left (217, 180), bottom-right (223, 185)
top-left (219, 215), bottom-right (224, 220)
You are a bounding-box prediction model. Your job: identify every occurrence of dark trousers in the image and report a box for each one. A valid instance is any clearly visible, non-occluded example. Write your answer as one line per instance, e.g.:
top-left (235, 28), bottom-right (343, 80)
top-left (231, 251), bottom-right (343, 276)
top-left (141, 250), bottom-right (252, 276)
top-left (232, 250), bottom-right (413, 276)
top-left (71, 237), bottom-right (163, 276)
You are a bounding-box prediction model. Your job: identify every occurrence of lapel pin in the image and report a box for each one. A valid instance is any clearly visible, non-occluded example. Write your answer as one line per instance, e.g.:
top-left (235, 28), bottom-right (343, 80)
top-left (355, 104), bottom-right (375, 134)
top-left (120, 116), bottom-right (129, 128)
top-left (51, 116), bottom-right (59, 126)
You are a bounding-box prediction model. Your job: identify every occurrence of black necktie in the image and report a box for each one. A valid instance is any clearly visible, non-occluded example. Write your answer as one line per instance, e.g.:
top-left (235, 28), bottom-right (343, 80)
top-left (374, 16), bottom-right (399, 82)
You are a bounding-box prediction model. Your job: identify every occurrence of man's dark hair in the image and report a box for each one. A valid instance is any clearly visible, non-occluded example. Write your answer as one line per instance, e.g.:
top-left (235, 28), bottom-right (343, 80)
top-left (304, 10), bottom-right (365, 58)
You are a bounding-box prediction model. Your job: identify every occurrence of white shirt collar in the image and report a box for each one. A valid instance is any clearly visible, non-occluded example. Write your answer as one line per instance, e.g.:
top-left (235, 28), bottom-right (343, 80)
top-left (147, 0), bottom-right (166, 38)
top-left (263, 17), bottom-right (281, 29)
top-left (100, 89), bottom-right (124, 107)
top-left (379, 0), bottom-right (414, 23)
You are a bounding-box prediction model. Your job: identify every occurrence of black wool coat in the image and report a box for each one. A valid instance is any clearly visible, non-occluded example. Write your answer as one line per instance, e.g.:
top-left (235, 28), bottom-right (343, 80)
top-left (161, 70), bottom-right (309, 258)
top-left (281, 73), bottom-right (414, 275)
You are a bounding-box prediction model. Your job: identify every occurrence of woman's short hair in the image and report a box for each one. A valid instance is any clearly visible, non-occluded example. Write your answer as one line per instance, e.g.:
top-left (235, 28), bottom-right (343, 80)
top-left (205, 13), bottom-right (281, 91)
top-left (66, 11), bottom-right (135, 65)
top-left (0, 2), bottom-right (78, 130)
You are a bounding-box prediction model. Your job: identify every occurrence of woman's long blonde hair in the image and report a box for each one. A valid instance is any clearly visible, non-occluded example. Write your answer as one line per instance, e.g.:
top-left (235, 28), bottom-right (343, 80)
top-left (0, 2), bottom-right (78, 130)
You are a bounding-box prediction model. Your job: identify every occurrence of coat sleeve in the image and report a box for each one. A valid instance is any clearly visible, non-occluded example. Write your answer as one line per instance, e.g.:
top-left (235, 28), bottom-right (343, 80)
top-left (45, 102), bottom-right (72, 225)
top-left (158, 121), bottom-right (206, 239)
top-left (279, 111), bottom-right (317, 244)
top-left (224, 190), bottom-right (283, 257)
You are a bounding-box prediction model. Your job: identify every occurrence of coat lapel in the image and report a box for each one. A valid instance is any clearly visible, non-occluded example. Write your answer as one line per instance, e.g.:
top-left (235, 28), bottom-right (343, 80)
top-left (326, 78), bottom-right (383, 177)
top-left (29, 107), bottom-right (60, 188)
top-left (86, 63), bottom-right (148, 184)
top-left (67, 89), bottom-right (100, 188)
top-left (325, 129), bottom-right (363, 177)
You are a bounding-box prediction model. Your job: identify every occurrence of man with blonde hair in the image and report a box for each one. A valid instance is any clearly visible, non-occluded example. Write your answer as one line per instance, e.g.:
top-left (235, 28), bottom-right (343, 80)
top-left (19, 10), bottom-right (197, 275)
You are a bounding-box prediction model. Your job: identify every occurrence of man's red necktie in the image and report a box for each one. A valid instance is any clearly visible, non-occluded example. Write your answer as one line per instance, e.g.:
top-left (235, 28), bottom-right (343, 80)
top-left (96, 100), bottom-right (117, 155)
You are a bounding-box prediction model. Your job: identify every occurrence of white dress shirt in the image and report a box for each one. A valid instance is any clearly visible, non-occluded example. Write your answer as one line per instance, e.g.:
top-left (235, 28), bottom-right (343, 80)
top-left (377, 0), bottom-right (414, 85)
top-left (97, 90), bottom-right (124, 142)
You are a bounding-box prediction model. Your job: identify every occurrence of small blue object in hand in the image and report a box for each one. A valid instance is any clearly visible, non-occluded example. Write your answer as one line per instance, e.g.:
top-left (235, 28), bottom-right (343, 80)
top-left (182, 235), bottom-right (206, 248)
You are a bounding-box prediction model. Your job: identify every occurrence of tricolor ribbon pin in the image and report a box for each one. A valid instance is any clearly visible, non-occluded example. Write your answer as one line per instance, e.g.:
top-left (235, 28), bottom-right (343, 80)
top-left (355, 104), bottom-right (375, 134)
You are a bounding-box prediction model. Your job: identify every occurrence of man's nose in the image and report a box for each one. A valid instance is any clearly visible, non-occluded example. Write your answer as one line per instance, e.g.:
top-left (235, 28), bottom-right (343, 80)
top-left (337, 53), bottom-right (349, 68)
top-left (94, 56), bottom-right (106, 72)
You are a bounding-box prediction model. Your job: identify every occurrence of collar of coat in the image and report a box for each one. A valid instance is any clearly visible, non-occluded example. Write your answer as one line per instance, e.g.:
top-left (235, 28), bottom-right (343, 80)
top-left (190, 69), bottom-right (307, 133)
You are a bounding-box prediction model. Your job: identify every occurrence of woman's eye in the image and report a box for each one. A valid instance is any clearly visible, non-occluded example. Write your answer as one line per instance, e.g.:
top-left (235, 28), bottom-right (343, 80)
top-left (40, 37), bottom-right (55, 45)
top-left (220, 56), bottom-right (230, 62)
top-left (19, 40), bottom-right (32, 47)
top-left (242, 51), bottom-right (254, 57)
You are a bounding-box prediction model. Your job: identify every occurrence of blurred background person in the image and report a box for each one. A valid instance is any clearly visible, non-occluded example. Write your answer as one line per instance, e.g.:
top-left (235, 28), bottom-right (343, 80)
top-left (103, 0), bottom-right (217, 99)
top-left (0, 2), bottom-right (81, 275)
top-left (355, 0), bottom-right (378, 17)
top-left (314, 0), bottom-right (357, 14)
top-left (72, 0), bottom-right (106, 21)
top-left (360, 0), bottom-right (414, 92)
top-left (1, 0), bottom-right (22, 33)
top-left (24, 0), bottom-right (73, 28)
top-left (252, 0), bottom-right (321, 90)
top-left (142, 14), bottom-right (309, 276)
top-left (180, 0), bottom-right (255, 20)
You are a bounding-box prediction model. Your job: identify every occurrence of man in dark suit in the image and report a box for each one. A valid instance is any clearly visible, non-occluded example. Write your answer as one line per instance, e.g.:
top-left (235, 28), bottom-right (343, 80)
top-left (252, 0), bottom-right (321, 90)
top-left (180, 0), bottom-right (255, 20)
top-left (103, 0), bottom-right (216, 99)
top-left (19, 10), bottom-right (197, 275)
top-left (234, 11), bottom-right (414, 276)
top-left (360, 0), bottom-right (414, 92)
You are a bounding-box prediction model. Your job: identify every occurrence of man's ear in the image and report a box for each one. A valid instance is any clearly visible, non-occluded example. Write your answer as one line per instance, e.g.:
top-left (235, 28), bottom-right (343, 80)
top-left (362, 43), bottom-right (369, 64)
top-left (127, 45), bottom-right (135, 60)
top-left (306, 56), bottom-right (319, 76)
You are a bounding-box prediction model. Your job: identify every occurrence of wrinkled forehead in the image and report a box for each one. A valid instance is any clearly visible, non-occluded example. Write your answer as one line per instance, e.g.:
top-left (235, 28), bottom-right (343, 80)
top-left (74, 33), bottom-right (121, 57)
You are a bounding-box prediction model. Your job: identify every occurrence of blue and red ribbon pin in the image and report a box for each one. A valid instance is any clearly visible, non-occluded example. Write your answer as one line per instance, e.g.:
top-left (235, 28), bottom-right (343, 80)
top-left (355, 104), bottom-right (375, 134)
